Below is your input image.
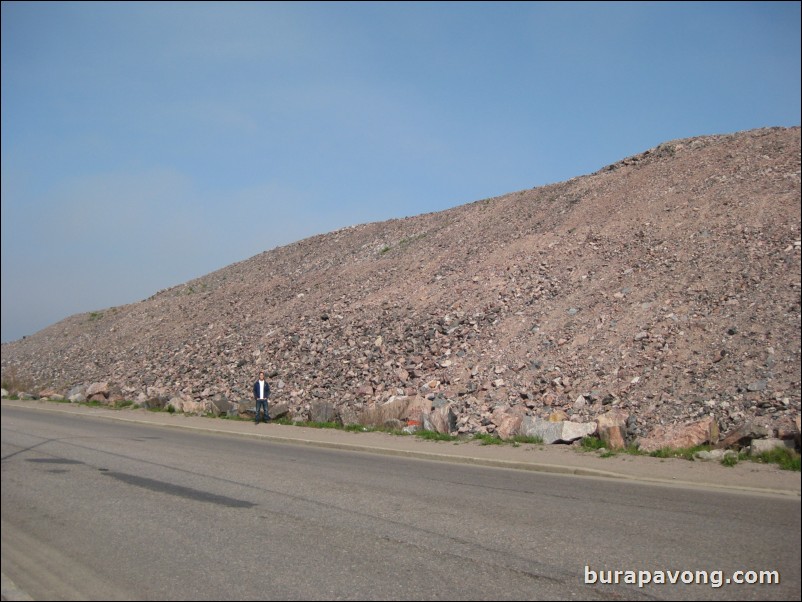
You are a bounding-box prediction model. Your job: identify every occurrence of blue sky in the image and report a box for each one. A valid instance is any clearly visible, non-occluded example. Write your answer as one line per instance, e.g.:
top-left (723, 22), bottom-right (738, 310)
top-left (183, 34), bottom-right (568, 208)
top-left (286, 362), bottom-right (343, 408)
top-left (2, 1), bottom-right (800, 343)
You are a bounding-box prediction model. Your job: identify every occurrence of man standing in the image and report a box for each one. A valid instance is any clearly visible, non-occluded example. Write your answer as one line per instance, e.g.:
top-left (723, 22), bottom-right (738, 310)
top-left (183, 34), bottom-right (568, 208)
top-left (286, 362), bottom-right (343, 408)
top-left (253, 371), bottom-right (271, 424)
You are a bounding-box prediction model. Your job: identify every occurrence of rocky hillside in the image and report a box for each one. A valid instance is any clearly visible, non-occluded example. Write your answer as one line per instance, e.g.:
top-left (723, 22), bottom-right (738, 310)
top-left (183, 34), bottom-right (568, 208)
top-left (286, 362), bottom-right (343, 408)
top-left (2, 126), bottom-right (800, 442)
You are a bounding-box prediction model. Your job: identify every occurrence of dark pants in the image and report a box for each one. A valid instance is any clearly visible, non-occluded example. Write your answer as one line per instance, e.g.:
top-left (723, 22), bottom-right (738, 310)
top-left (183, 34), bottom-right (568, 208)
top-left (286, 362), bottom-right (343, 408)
top-left (255, 398), bottom-right (269, 423)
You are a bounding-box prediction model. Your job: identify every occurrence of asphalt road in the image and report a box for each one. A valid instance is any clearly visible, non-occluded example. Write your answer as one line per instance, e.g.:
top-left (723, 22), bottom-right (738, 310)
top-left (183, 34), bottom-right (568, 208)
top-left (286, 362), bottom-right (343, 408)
top-left (2, 405), bottom-right (799, 601)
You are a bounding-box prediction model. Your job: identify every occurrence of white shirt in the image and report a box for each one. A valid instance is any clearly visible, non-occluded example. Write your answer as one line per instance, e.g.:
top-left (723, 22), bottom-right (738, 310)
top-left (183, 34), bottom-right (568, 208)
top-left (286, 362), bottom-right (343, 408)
top-left (258, 379), bottom-right (266, 399)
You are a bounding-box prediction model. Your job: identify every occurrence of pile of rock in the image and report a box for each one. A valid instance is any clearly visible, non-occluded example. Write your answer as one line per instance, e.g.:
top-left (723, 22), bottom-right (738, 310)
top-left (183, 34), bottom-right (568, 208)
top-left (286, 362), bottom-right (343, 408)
top-left (2, 127), bottom-right (800, 452)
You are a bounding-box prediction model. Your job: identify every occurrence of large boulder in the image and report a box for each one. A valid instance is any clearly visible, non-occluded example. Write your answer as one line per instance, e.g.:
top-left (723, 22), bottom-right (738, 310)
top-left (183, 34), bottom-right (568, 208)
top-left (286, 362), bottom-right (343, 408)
top-left (309, 401), bottom-right (338, 423)
top-left (595, 410), bottom-right (630, 450)
top-left (361, 396), bottom-right (414, 426)
top-left (237, 400), bottom-right (256, 419)
top-left (715, 421), bottom-right (770, 450)
top-left (167, 396), bottom-right (187, 412)
top-left (144, 396), bottom-right (168, 410)
top-left (491, 407), bottom-right (525, 439)
top-left (637, 416), bottom-right (719, 453)
top-left (86, 382), bottom-right (109, 398)
top-left (521, 417), bottom-right (596, 444)
top-left (182, 400), bottom-right (211, 415)
top-left (67, 385), bottom-right (87, 399)
top-left (338, 404), bottom-right (361, 426)
top-left (268, 402), bottom-right (290, 421)
top-left (424, 403), bottom-right (457, 434)
top-left (208, 396), bottom-right (234, 417)
top-left (400, 396), bottom-right (432, 424)
top-left (749, 438), bottom-right (796, 456)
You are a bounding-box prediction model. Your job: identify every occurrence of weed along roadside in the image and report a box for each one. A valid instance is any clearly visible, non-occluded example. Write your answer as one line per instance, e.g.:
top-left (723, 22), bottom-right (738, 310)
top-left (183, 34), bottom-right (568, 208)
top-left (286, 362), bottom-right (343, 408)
top-left (2, 398), bottom-right (800, 498)
top-left (2, 392), bottom-right (800, 474)
top-left (577, 435), bottom-right (801, 472)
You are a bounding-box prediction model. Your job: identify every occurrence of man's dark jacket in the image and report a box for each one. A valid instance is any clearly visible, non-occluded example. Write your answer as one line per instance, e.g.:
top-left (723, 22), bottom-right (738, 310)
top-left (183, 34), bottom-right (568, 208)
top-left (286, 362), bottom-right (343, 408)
top-left (253, 380), bottom-right (271, 400)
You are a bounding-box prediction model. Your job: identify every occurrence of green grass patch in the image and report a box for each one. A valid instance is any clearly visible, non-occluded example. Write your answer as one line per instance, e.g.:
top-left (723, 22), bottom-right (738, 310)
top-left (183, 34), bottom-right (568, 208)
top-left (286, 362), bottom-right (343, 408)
top-left (510, 434), bottom-right (544, 445)
top-left (271, 416), bottom-right (295, 425)
top-left (147, 403), bottom-right (175, 414)
top-left (382, 427), bottom-right (410, 436)
top-left (344, 423), bottom-right (370, 432)
top-left (648, 444), bottom-right (712, 461)
top-left (580, 437), bottom-right (607, 451)
top-left (415, 429), bottom-right (459, 442)
top-left (473, 433), bottom-right (504, 445)
top-left (578, 437), bottom-right (652, 458)
top-left (272, 416), bottom-right (329, 427)
top-left (751, 447), bottom-right (801, 471)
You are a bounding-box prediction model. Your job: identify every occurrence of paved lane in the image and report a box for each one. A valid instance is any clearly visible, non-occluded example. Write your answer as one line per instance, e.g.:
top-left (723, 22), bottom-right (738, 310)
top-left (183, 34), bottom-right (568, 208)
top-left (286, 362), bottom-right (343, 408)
top-left (2, 406), bottom-right (799, 600)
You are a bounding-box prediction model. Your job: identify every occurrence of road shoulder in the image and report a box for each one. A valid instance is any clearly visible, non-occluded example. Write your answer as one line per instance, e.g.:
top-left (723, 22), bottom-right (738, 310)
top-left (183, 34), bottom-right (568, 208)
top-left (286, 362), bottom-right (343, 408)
top-left (2, 399), bottom-right (799, 498)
